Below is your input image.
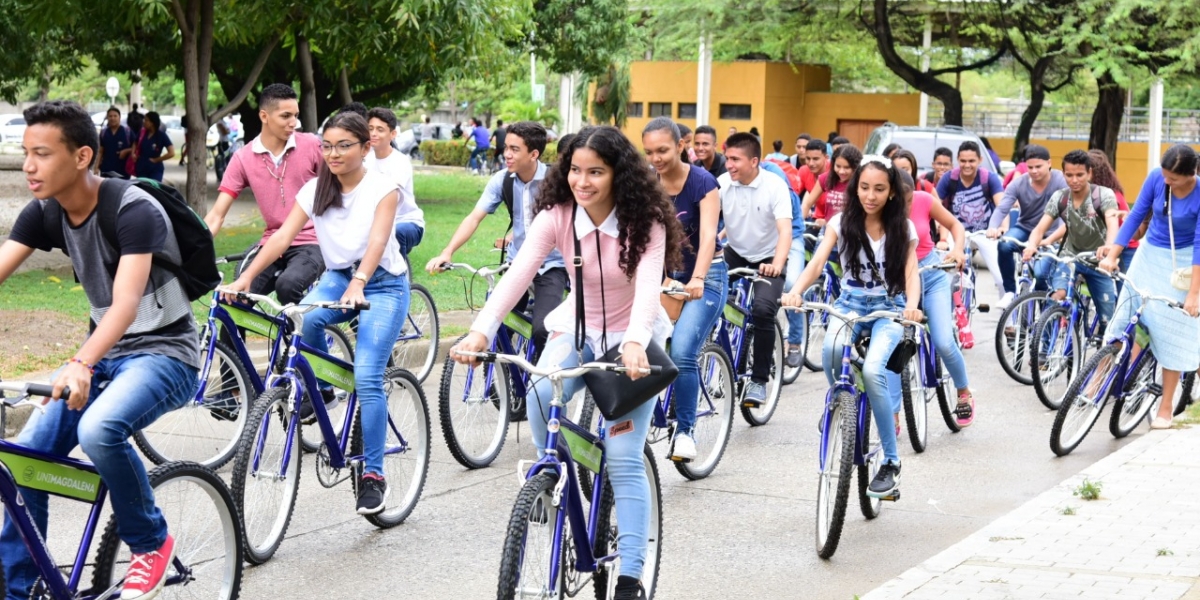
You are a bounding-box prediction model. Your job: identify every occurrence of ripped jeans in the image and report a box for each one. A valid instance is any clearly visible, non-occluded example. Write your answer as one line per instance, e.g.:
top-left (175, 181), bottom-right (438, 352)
top-left (1050, 261), bottom-right (1116, 324)
top-left (668, 260), bottom-right (729, 435)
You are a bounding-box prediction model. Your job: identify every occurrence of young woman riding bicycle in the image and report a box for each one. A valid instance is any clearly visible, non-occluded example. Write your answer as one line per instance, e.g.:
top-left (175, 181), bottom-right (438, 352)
top-left (641, 116), bottom-right (727, 462)
top-left (225, 111), bottom-right (409, 515)
top-left (452, 125), bottom-right (687, 600)
top-left (784, 156), bottom-right (924, 498)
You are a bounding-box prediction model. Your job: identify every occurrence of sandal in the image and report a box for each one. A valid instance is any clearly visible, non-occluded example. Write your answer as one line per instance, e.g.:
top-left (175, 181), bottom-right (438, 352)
top-left (1150, 417), bottom-right (1173, 430)
top-left (954, 392), bottom-right (975, 428)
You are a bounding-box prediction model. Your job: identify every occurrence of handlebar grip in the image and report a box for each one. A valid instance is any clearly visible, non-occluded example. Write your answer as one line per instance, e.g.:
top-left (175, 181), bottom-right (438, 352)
top-left (356, 301), bottom-right (371, 311)
top-left (222, 253), bottom-right (247, 263)
top-left (25, 384), bottom-right (63, 398)
top-left (648, 365), bottom-right (663, 375)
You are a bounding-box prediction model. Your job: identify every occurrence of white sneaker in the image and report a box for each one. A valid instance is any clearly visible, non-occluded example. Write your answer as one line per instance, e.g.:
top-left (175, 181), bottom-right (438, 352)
top-left (671, 432), bottom-right (697, 461)
top-left (996, 292), bottom-right (1015, 310)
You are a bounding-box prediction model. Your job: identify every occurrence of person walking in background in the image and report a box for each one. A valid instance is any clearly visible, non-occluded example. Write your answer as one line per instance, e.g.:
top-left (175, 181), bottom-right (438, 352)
top-left (95, 106), bottom-right (132, 176)
top-left (467, 117), bottom-right (491, 174)
top-left (133, 112), bottom-right (174, 182)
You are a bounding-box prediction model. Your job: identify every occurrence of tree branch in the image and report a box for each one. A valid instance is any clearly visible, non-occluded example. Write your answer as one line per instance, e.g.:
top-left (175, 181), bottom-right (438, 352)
top-left (1045, 64), bottom-right (1082, 92)
top-left (169, 0), bottom-right (190, 36)
top-left (198, 0), bottom-right (213, 88)
top-left (208, 31), bottom-right (282, 123)
top-left (927, 41), bottom-right (1009, 77)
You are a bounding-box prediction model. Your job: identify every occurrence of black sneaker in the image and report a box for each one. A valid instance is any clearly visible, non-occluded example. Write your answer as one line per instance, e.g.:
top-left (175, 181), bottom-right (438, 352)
top-left (867, 462), bottom-right (901, 498)
top-left (356, 474), bottom-right (389, 515)
top-left (785, 346), bottom-right (803, 369)
top-left (614, 576), bottom-right (646, 600)
top-left (300, 388), bottom-right (340, 423)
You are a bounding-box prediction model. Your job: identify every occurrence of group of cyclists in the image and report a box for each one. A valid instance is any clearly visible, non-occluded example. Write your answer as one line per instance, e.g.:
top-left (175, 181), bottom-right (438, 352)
top-left (1, 79), bottom-right (1199, 599)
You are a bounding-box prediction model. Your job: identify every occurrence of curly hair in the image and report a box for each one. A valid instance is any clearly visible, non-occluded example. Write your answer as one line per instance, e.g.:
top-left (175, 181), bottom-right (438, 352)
top-left (1087, 149), bottom-right (1124, 195)
top-left (839, 160), bottom-right (911, 297)
top-left (535, 126), bottom-right (685, 278)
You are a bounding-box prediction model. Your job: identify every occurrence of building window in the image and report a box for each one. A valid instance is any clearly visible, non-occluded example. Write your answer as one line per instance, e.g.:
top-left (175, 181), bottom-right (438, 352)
top-left (719, 104), bottom-right (752, 120)
top-left (649, 103), bottom-right (672, 117)
top-left (627, 102), bottom-right (644, 118)
top-left (677, 103), bottom-right (697, 119)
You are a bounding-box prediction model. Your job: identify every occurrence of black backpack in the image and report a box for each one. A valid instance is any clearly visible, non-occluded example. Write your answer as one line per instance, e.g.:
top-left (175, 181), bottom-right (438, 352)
top-left (42, 175), bottom-right (220, 301)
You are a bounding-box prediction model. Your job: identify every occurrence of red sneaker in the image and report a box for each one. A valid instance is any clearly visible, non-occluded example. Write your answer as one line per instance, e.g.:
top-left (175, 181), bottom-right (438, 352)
top-left (121, 534), bottom-right (176, 599)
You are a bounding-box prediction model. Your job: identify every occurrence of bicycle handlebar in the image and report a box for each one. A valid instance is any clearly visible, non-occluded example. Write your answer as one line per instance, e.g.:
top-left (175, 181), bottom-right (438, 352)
top-left (919, 262), bottom-right (958, 273)
top-left (215, 288), bottom-right (370, 313)
top-left (215, 252), bottom-right (248, 265)
top-left (453, 350), bottom-right (659, 378)
top-left (728, 267), bottom-right (768, 282)
top-left (441, 262), bottom-right (509, 279)
top-left (1113, 274), bottom-right (1188, 312)
top-left (0, 381), bottom-right (58, 411)
top-left (661, 286), bottom-right (691, 297)
top-left (784, 302), bottom-right (926, 327)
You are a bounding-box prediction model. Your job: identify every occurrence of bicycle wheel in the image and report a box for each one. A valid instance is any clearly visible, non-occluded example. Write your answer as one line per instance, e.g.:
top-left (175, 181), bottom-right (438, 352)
top-left (1051, 344), bottom-right (1120, 456)
top-left (353, 367), bottom-right (432, 528)
top-left (934, 355), bottom-right (962, 433)
top-left (134, 339), bottom-right (252, 469)
top-left (900, 354), bottom-right (929, 453)
top-left (993, 291), bottom-right (1049, 385)
top-left (740, 322), bottom-right (784, 426)
top-left (496, 472), bottom-right (562, 600)
top-left (815, 391), bottom-right (857, 559)
top-left (857, 407), bottom-right (883, 519)
top-left (230, 385), bottom-right (301, 565)
top-left (1110, 349), bottom-right (1158, 438)
top-left (1032, 306), bottom-right (1083, 410)
top-left (300, 326), bottom-right (354, 453)
top-left (778, 310), bottom-right (804, 385)
top-left (593, 443), bottom-right (662, 600)
top-left (390, 283), bottom-right (439, 384)
top-left (676, 344), bottom-right (736, 481)
top-left (802, 281), bottom-right (829, 372)
top-left (1175, 371), bottom-right (1196, 417)
top-left (91, 461), bottom-right (243, 599)
top-left (438, 335), bottom-right (510, 469)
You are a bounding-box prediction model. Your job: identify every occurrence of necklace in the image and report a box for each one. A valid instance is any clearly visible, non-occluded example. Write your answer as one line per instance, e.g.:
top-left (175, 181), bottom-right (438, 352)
top-left (261, 150), bottom-right (288, 205)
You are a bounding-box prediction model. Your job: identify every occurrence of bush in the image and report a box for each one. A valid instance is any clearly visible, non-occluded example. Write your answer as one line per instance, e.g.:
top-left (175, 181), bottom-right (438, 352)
top-left (420, 140), bottom-right (471, 166)
top-left (540, 145), bottom-right (558, 164)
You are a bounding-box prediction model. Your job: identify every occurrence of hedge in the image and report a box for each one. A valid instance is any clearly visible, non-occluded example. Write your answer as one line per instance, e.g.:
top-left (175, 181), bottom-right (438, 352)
top-left (419, 140), bottom-right (559, 166)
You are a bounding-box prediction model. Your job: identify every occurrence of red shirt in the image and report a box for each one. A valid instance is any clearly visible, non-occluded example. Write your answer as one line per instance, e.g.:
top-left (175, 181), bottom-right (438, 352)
top-left (814, 172), bottom-right (849, 220)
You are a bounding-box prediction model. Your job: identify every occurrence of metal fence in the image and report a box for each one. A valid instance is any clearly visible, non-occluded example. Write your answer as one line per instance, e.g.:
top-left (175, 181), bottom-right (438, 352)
top-left (930, 102), bottom-right (1200, 143)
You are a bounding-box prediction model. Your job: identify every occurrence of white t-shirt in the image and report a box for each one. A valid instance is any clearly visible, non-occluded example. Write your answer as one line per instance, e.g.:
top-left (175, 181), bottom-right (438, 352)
top-left (717, 169), bottom-right (793, 262)
top-left (827, 213), bottom-right (918, 297)
top-left (365, 148), bottom-right (424, 228)
top-left (296, 169), bottom-right (407, 276)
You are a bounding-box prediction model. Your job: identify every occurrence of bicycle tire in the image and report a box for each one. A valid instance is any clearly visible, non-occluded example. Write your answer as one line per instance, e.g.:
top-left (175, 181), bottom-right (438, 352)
top-left (1110, 348), bottom-right (1158, 438)
top-left (1032, 305), bottom-right (1083, 410)
top-left (740, 322), bottom-right (785, 426)
top-left (993, 290), bottom-right (1050, 385)
top-left (300, 326), bottom-right (354, 454)
top-left (230, 386), bottom-right (302, 565)
top-left (495, 472), bottom-right (567, 600)
top-left (134, 339), bottom-right (253, 469)
top-left (857, 407), bottom-right (883, 519)
top-left (934, 355), bottom-right (962, 433)
top-left (676, 344), bottom-right (736, 481)
top-left (1175, 371), bottom-right (1196, 417)
top-left (91, 461), bottom-right (243, 599)
top-left (576, 391), bottom-right (601, 500)
top-left (802, 280), bottom-right (829, 372)
top-left (593, 443), bottom-right (662, 600)
top-left (390, 283), bottom-right (439, 384)
top-left (815, 391), bottom-right (857, 559)
top-left (900, 356), bottom-right (929, 453)
top-left (438, 335), bottom-right (510, 469)
top-left (778, 310), bottom-right (804, 385)
top-left (1051, 344), bottom-right (1120, 456)
top-left (352, 367), bottom-right (432, 528)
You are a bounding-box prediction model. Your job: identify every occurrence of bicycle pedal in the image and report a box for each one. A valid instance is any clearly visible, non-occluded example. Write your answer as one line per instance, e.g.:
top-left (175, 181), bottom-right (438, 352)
top-left (881, 490), bottom-right (901, 502)
top-left (977, 304), bottom-right (991, 313)
top-left (669, 455), bottom-right (693, 464)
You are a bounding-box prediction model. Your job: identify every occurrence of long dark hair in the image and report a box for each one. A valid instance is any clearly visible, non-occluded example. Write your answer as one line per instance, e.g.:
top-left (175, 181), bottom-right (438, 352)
top-left (535, 126), bottom-right (685, 278)
top-left (828, 144), bottom-right (863, 188)
top-left (1087, 149), bottom-right (1124, 195)
top-left (839, 160), bottom-right (910, 296)
top-left (313, 112), bottom-right (369, 217)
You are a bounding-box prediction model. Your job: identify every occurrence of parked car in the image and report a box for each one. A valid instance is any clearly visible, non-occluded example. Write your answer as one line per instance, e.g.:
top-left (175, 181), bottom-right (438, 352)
top-left (159, 115), bottom-right (187, 151)
top-left (399, 122), bottom-right (455, 155)
top-left (0, 114), bottom-right (26, 144)
top-left (863, 123), bottom-right (1010, 181)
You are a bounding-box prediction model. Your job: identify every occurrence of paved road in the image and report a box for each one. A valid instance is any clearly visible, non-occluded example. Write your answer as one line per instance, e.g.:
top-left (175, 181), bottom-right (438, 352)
top-left (34, 276), bottom-right (1146, 599)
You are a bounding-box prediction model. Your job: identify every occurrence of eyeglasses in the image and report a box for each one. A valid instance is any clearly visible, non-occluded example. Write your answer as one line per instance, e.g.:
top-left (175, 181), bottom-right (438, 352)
top-left (320, 141), bottom-right (363, 156)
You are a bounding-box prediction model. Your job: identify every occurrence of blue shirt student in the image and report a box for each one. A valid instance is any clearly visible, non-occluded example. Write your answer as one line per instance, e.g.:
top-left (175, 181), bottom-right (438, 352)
top-left (1116, 168), bottom-right (1200, 265)
top-left (99, 125), bottom-right (132, 175)
top-left (475, 162), bottom-right (565, 272)
top-left (135, 129), bottom-right (173, 182)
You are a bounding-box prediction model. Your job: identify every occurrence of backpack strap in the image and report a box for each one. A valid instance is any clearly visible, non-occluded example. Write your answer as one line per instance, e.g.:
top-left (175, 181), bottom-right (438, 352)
top-left (96, 178), bottom-right (131, 253)
top-left (499, 172), bottom-right (518, 262)
top-left (42, 200), bottom-right (68, 255)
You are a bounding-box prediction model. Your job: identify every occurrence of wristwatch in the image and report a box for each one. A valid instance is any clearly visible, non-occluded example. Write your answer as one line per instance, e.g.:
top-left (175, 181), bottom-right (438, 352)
top-left (352, 271), bottom-right (369, 284)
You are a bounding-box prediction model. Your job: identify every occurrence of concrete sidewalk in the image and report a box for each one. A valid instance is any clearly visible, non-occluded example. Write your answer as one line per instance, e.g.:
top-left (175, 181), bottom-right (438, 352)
top-left (862, 426), bottom-right (1200, 600)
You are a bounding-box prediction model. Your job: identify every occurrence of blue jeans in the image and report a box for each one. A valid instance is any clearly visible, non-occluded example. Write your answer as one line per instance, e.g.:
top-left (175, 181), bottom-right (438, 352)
top-left (919, 252), bottom-right (970, 389)
top-left (301, 267), bottom-right (409, 476)
top-left (783, 236), bottom-right (806, 345)
top-left (1116, 247), bottom-right (1136, 295)
top-left (527, 333), bottom-right (653, 579)
top-left (1050, 261), bottom-right (1116, 325)
top-left (823, 292), bottom-right (904, 465)
top-left (1, 353), bottom-right (197, 600)
top-left (668, 261), bottom-right (729, 435)
top-left (394, 222), bottom-right (424, 258)
top-left (998, 226), bottom-right (1053, 294)
top-left (468, 147), bottom-right (490, 170)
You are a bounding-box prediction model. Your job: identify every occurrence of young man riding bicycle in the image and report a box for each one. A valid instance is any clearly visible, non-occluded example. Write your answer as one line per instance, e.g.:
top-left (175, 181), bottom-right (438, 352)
top-left (0, 100), bottom-right (200, 600)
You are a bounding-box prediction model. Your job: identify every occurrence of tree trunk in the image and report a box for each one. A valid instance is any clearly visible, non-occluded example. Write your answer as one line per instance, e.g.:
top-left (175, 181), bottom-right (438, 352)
top-left (1088, 73), bottom-right (1125, 164)
top-left (296, 34), bottom-right (318, 133)
top-left (1013, 59), bottom-right (1050, 162)
top-left (175, 0), bottom-right (213, 213)
top-left (337, 67), bottom-right (352, 106)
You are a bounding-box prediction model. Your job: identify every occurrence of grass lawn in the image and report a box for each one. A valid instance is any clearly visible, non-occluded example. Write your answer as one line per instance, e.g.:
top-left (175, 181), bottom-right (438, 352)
top-left (0, 172), bottom-right (501, 375)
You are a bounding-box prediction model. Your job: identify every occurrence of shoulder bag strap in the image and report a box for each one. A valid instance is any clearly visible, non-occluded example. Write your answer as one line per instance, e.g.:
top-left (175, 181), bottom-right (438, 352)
top-left (573, 204), bottom-right (585, 355)
top-left (1167, 183), bottom-right (1178, 271)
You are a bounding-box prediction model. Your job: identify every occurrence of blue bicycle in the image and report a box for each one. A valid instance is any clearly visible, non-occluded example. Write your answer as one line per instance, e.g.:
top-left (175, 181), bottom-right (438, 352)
top-left (799, 230), bottom-right (843, 372)
top-left (458, 351), bottom-right (664, 600)
top-left (0, 382), bottom-right (242, 600)
top-left (720, 267), bottom-right (785, 426)
top-left (795, 303), bottom-right (920, 559)
top-left (900, 261), bottom-right (964, 450)
top-left (994, 238), bottom-right (1059, 385)
top-left (1031, 253), bottom-right (1105, 410)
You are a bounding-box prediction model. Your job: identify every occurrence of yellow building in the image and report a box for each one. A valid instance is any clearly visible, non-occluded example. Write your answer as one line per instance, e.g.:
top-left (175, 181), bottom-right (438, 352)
top-left (620, 60), bottom-right (920, 149)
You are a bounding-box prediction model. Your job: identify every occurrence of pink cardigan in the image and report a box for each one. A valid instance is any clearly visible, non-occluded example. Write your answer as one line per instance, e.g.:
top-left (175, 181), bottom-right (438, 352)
top-left (471, 202), bottom-right (666, 352)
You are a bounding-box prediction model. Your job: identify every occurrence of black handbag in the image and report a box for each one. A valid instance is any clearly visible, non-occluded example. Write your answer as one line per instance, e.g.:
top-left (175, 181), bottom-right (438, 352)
top-left (571, 205), bottom-right (678, 420)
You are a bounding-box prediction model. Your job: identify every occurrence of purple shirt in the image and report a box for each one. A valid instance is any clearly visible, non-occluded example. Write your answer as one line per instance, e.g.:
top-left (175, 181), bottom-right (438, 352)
top-left (471, 126), bottom-right (490, 149)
